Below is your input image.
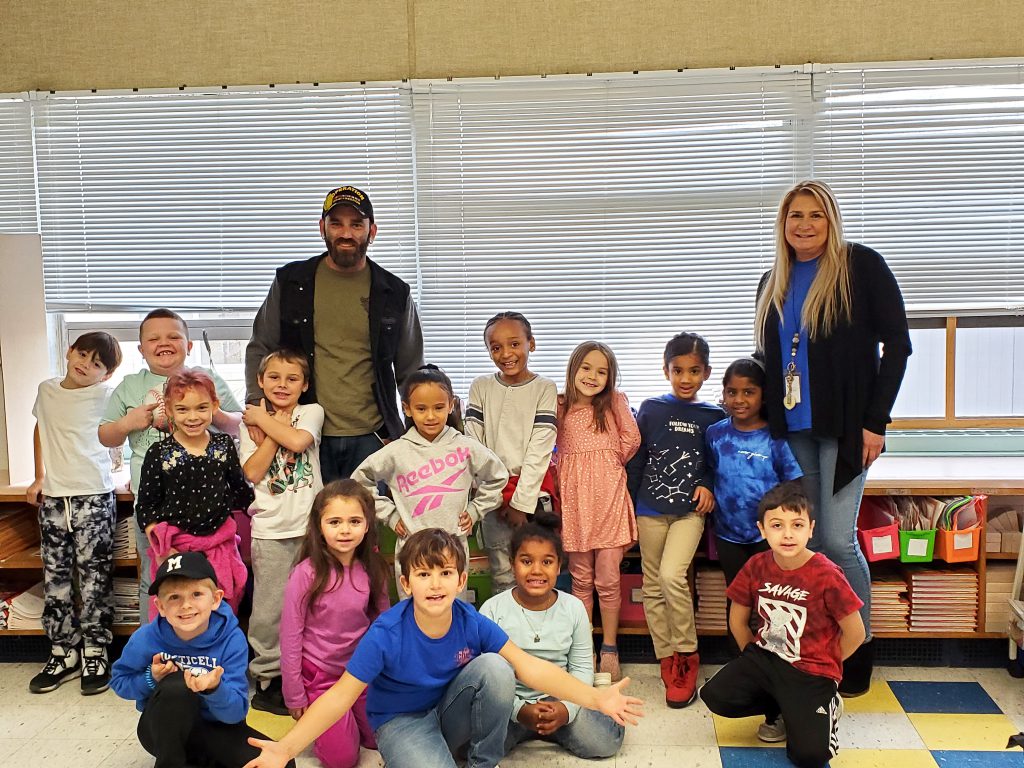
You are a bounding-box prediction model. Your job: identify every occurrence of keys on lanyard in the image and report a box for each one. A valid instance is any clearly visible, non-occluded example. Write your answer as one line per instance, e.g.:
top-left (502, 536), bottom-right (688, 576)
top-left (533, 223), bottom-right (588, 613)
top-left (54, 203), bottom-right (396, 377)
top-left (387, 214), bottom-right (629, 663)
top-left (784, 332), bottom-right (802, 410)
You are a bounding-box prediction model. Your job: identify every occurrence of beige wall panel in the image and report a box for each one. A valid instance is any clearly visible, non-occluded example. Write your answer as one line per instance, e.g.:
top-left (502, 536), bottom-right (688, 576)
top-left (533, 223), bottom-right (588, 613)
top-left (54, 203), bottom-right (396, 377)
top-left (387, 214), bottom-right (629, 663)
top-left (413, 0), bottom-right (1024, 78)
top-left (3, 0), bottom-right (1024, 92)
top-left (0, 0), bottom-right (411, 92)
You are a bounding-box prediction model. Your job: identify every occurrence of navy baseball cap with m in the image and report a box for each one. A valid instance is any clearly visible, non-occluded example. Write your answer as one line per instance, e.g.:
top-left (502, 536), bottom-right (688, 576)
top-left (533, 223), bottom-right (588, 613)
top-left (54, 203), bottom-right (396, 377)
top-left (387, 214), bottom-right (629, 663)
top-left (149, 551), bottom-right (219, 595)
top-left (322, 186), bottom-right (374, 221)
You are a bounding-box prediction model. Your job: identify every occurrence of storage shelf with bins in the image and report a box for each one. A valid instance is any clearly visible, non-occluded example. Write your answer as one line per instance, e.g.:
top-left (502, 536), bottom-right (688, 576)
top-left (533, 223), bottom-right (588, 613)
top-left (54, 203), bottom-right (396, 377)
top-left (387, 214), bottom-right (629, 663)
top-left (610, 455), bottom-right (1024, 640)
top-left (0, 484), bottom-right (140, 637)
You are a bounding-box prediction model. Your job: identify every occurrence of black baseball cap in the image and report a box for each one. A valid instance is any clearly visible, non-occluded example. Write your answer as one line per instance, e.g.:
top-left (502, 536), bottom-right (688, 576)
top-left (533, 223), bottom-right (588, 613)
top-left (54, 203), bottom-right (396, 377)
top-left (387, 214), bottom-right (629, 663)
top-left (322, 185), bottom-right (374, 220)
top-left (149, 551), bottom-right (219, 595)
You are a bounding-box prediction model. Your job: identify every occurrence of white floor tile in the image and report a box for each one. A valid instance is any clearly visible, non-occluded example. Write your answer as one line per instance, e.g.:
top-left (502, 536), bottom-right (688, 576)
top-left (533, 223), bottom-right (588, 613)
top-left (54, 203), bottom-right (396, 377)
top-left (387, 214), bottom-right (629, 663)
top-left (840, 711), bottom-right (925, 750)
top-left (874, 665), bottom-right (975, 682)
top-left (616, 744), bottom-right (723, 767)
top-left (3, 738), bottom-right (121, 768)
top-left (95, 738), bottom-right (155, 768)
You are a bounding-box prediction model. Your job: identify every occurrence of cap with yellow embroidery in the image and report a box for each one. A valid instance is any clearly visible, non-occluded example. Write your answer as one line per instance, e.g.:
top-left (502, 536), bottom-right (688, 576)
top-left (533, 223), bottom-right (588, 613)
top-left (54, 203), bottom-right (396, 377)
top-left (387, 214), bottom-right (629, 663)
top-left (322, 186), bottom-right (374, 221)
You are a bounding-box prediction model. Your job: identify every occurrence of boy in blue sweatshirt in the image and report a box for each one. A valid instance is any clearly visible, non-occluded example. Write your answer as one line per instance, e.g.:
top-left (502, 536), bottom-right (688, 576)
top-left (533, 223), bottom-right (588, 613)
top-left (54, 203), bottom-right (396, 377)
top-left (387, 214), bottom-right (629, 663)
top-left (111, 552), bottom-right (293, 768)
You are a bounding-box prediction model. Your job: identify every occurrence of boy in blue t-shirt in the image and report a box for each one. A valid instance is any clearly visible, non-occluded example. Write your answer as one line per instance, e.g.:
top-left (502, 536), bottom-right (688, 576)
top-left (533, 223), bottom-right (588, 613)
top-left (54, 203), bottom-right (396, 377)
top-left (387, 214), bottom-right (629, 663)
top-left (246, 529), bottom-right (644, 768)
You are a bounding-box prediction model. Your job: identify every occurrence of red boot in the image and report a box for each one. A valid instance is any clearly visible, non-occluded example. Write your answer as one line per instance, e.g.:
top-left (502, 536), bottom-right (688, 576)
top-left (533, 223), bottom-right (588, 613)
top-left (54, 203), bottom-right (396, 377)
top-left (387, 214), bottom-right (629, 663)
top-left (668, 651), bottom-right (699, 709)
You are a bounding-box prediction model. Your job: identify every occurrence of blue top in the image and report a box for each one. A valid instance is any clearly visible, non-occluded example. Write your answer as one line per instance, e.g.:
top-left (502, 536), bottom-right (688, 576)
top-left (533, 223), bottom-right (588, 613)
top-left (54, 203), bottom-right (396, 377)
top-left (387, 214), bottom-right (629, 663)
top-left (778, 257), bottom-right (818, 432)
top-left (110, 601), bottom-right (249, 724)
top-left (705, 418), bottom-right (804, 544)
top-left (626, 395), bottom-right (726, 517)
top-left (346, 598), bottom-right (509, 730)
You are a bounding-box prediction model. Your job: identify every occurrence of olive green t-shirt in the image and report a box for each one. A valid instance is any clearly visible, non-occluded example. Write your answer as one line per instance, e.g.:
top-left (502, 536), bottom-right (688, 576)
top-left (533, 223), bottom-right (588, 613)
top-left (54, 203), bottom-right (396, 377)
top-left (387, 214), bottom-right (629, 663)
top-left (313, 259), bottom-right (383, 436)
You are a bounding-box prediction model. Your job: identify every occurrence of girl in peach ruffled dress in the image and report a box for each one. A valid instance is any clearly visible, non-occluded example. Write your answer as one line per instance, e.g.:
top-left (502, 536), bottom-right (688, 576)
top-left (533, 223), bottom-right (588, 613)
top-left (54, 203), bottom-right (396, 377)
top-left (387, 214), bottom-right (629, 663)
top-left (556, 341), bottom-right (640, 682)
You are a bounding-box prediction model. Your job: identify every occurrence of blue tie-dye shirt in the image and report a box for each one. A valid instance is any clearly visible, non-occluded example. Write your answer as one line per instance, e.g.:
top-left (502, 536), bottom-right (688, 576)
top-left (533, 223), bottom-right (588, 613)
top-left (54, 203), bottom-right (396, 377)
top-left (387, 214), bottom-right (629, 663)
top-left (705, 418), bottom-right (803, 544)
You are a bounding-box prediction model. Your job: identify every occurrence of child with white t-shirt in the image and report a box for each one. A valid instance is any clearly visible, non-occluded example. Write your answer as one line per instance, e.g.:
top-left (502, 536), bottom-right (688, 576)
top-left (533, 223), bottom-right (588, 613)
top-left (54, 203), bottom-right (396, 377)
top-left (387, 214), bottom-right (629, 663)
top-left (27, 331), bottom-right (122, 696)
top-left (240, 350), bottom-right (325, 715)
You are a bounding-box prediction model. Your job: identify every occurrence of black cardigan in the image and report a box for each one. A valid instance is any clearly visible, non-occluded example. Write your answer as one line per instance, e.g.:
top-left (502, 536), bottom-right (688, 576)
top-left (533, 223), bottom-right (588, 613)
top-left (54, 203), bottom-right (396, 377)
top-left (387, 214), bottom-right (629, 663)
top-left (758, 243), bottom-right (912, 492)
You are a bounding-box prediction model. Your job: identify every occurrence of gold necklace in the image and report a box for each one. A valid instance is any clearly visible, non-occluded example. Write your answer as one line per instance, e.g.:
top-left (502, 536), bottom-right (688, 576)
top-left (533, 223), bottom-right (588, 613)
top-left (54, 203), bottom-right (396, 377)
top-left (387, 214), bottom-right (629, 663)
top-left (514, 588), bottom-right (554, 643)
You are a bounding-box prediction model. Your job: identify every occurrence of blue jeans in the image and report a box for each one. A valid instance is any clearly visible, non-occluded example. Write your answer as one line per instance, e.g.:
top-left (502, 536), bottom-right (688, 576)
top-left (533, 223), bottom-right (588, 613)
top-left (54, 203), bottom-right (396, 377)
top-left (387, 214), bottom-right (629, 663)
top-left (505, 700), bottom-right (624, 759)
top-left (374, 653), bottom-right (516, 768)
top-left (786, 433), bottom-right (871, 634)
top-left (320, 433), bottom-right (386, 483)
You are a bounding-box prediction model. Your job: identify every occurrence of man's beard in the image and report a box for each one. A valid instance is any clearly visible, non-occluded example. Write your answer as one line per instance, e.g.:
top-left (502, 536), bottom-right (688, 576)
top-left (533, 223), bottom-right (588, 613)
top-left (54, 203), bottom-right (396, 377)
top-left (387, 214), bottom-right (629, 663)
top-left (326, 236), bottom-right (370, 269)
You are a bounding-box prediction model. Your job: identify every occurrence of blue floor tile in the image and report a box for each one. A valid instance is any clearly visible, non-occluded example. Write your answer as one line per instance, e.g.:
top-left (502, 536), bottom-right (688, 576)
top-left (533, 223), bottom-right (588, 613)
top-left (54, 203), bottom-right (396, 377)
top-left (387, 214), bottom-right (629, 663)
top-left (719, 747), bottom-right (813, 767)
top-left (933, 751), bottom-right (1024, 767)
top-left (888, 681), bottom-right (1002, 714)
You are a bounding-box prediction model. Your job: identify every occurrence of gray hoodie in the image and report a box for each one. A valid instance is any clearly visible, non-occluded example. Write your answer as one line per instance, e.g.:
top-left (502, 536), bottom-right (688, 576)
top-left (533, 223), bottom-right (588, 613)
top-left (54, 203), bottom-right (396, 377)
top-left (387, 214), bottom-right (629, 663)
top-left (352, 426), bottom-right (509, 536)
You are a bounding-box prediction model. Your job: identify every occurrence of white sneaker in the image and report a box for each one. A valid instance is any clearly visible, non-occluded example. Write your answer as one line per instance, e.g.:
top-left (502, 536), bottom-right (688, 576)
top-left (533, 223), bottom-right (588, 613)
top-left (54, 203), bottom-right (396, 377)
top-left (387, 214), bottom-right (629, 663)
top-left (757, 715), bottom-right (787, 743)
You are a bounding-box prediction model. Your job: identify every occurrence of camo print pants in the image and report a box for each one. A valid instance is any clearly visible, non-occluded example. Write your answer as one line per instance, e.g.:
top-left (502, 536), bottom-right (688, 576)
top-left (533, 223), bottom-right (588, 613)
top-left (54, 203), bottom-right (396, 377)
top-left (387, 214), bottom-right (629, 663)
top-left (38, 492), bottom-right (117, 650)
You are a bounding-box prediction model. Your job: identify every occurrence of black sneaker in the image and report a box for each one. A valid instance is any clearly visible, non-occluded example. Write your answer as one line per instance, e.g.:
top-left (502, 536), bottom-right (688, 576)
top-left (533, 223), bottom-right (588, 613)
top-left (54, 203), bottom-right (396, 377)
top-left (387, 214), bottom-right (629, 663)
top-left (29, 647), bottom-right (82, 693)
top-left (251, 676), bottom-right (289, 716)
top-left (81, 647), bottom-right (110, 696)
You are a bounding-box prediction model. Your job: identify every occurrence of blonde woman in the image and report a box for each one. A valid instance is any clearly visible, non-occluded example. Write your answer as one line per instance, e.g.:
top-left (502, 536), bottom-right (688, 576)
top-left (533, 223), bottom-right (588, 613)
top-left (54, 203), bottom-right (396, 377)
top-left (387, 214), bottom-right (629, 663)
top-left (754, 180), bottom-right (911, 698)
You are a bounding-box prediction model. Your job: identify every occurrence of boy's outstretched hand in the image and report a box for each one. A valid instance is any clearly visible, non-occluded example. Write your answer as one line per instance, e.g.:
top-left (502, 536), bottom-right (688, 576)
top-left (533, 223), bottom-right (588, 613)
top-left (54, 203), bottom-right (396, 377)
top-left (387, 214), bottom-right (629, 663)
top-left (596, 677), bottom-right (644, 726)
top-left (243, 738), bottom-right (292, 768)
top-left (184, 665), bottom-right (223, 693)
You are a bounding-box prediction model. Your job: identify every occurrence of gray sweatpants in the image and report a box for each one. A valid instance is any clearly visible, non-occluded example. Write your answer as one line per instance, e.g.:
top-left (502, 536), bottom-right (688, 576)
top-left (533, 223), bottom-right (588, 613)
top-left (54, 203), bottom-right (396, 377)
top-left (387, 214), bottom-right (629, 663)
top-left (248, 536), bottom-right (303, 683)
top-left (38, 492), bottom-right (117, 650)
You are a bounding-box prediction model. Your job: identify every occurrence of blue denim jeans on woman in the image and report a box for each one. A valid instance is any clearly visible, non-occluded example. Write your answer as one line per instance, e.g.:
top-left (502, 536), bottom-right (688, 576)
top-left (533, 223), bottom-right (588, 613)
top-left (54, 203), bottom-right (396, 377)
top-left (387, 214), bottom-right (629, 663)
top-left (786, 432), bottom-right (871, 634)
top-left (374, 653), bottom-right (516, 768)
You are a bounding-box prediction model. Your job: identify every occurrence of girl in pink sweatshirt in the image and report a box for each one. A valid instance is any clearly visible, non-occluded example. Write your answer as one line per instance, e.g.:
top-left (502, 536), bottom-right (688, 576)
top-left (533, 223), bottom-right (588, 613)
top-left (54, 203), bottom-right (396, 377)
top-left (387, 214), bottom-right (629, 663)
top-left (279, 479), bottom-right (390, 768)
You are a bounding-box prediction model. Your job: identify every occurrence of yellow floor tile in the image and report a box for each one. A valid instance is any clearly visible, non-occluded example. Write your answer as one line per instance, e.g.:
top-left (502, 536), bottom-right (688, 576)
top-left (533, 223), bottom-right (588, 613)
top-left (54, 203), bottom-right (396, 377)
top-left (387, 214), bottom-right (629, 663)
top-left (711, 713), bottom-right (784, 748)
top-left (908, 713), bottom-right (1018, 751)
top-left (247, 709), bottom-right (295, 741)
top-left (842, 681), bottom-right (903, 714)
top-left (830, 749), bottom-right (939, 768)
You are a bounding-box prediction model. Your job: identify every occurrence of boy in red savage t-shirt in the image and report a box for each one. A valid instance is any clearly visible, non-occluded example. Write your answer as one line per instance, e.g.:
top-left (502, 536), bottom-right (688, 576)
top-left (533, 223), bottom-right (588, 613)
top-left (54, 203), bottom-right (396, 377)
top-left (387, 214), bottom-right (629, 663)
top-left (699, 481), bottom-right (865, 768)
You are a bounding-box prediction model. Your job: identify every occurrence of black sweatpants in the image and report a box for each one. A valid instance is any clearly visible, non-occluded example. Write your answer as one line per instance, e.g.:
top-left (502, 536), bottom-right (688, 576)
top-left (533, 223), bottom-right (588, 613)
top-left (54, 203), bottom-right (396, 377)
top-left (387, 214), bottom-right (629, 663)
top-left (138, 674), bottom-right (295, 768)
top-left (699, 645), bottom-right (841, 768)
top-left (716, 537), bottom-right (770, 655)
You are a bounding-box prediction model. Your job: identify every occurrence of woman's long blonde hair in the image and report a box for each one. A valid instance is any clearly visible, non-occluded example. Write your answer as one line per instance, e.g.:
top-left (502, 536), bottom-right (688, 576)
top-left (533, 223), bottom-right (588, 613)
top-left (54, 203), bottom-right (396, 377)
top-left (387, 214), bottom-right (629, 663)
top-left (755, 180), bottom-right (853, 349)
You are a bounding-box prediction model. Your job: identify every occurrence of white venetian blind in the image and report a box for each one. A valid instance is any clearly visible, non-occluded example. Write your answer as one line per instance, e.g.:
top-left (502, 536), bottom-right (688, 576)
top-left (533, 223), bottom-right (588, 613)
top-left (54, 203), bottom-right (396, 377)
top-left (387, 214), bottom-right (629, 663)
top-left (812, 62), bottom-right (1024, 312)
top-left (32, 86), bottom-right (417, 310)
top-left (0, 98), bottom-right (38, 233)
top-left (414, 72), bottom-right (811, 400)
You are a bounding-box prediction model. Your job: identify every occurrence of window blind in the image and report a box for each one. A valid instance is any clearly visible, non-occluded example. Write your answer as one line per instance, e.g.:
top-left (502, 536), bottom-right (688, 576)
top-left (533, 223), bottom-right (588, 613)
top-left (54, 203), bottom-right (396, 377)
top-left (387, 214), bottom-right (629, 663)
top-left (812, 62), bottom-right (1024, 313)
top-left (31, 87), bottom-right (417, 311)
top-left (0, 98), bottom-right (38, 233)
top-left (413, 72), bottom-right (810, 399)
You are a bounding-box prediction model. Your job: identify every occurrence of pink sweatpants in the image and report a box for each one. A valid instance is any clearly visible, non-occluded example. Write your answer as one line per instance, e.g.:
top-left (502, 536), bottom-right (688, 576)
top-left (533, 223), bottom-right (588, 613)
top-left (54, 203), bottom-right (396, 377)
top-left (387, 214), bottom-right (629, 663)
top-left (568, 547), bottom-right (626, 615)
top-left (301, 657), bottom-right (376, 768)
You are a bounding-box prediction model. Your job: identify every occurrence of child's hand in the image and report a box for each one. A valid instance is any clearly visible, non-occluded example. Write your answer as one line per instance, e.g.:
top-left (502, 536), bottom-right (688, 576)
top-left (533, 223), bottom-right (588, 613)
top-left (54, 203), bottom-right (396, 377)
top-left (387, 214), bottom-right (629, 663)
top-left (289, 706), bottom-right (306, 720)
top-left (595, 677), bottom-right (644, 726)
top-left (246, 424), bottom-right (266, 446)
top-left (244, 738), bottom-right (293, 768)
top-left (184, 665), bottom-right (223, 693)
top-left (395, 521), bottom-right (409, 538)
top-left (500, 505), bottom-right (528, 528)
top-left (125, 401), bottom-right (160, 432)
top-left (518, 701), bottom-right (570, 735)
top-left (26, 479), bottom-right (43, 506)
top-left (692, 486), bottom-right (715, 516)
top-left (242, 399), bottom-right (271, 428)
top-left (458, 510), bottom-right (473, 534)
top-left (150, 652), bottom-right (178, 683)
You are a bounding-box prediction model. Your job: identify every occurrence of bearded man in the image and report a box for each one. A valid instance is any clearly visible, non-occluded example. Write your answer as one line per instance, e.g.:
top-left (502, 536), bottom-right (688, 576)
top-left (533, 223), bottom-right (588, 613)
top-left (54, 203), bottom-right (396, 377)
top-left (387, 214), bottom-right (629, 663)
top-left (246, 186), bottom-right (424, 481)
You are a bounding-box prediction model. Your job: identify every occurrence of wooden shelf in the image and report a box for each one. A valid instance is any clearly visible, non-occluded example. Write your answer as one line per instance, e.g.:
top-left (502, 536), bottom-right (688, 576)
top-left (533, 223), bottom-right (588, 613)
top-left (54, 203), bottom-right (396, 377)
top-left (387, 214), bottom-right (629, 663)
top-left (0, 624), bottom-right (140, 637)
top-left (987, 552), bottom-right (1019, 560)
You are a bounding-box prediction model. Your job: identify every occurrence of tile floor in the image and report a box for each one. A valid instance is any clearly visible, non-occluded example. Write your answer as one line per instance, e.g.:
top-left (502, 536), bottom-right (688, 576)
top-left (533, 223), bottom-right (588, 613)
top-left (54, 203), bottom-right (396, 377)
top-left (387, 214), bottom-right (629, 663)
top-left (1, 662), bottom-right (1023, 767)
